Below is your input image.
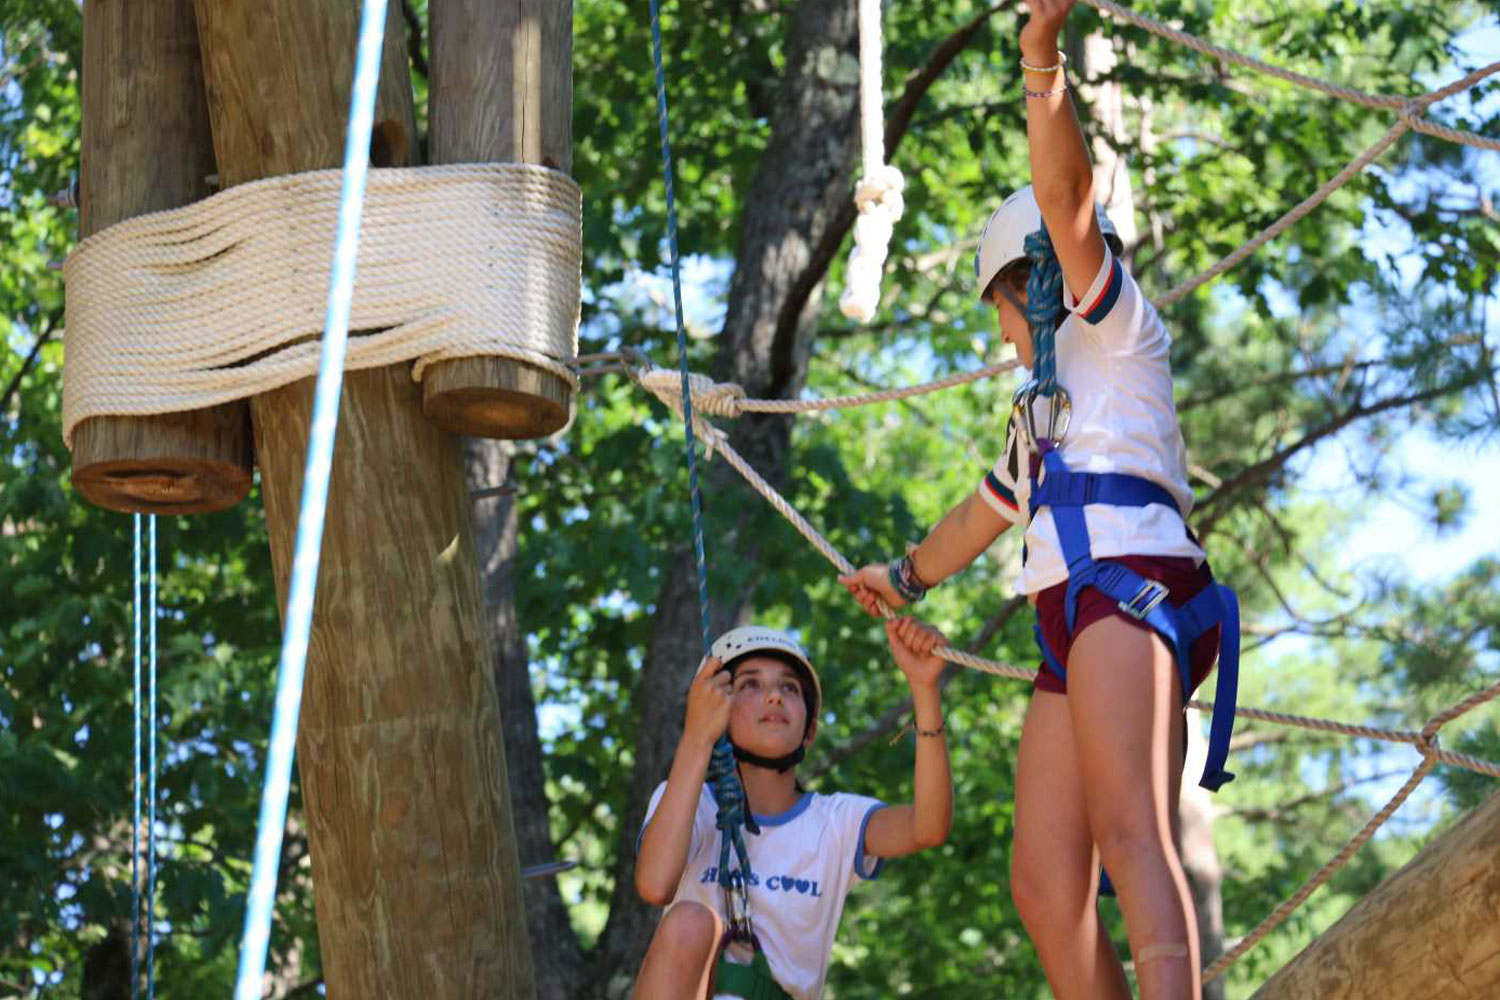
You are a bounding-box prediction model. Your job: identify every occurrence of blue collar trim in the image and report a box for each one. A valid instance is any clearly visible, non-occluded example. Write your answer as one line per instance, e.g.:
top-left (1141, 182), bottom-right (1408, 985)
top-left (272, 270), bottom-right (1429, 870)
top-left (752, 792), bottom-right (813, 827)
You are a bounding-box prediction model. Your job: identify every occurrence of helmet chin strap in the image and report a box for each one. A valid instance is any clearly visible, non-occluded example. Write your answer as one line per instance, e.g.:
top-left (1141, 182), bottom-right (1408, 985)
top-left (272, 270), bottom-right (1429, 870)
top-left (732, 743), bottom-right (805, 773)
top-left (996, 283), bottom-right (1029, 325)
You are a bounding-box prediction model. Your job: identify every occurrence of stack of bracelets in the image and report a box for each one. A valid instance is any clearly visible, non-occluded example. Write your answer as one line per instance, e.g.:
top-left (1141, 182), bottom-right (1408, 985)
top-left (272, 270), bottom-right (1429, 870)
top-left (1021, 50), bottom-right (1068, 100)
top-left (887, 553), bottom-right (933, 604)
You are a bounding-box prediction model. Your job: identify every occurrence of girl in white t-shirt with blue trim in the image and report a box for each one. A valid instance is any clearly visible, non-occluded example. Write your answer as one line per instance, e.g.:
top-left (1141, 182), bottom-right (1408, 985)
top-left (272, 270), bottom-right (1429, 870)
top-left (631, 619), bottom-right (953, 1000)
top-left (842, 2), bottom-right (1241, 998)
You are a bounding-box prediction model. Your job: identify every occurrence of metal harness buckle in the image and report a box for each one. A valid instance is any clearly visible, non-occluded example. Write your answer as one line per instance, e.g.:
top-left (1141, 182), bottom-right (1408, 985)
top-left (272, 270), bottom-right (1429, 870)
top-left (1119, 580), bottom-right (1170, 621)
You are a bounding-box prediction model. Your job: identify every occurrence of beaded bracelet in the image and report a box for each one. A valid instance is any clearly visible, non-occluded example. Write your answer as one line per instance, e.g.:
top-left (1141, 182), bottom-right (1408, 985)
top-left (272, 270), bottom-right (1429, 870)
top-left (1024, 83), bottom-right (1070, 100)
top-left (1020, 51), bottom-right (1067, 74)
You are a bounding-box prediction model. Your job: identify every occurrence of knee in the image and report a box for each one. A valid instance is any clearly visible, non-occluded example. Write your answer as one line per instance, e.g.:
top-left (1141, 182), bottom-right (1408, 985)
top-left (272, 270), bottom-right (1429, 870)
top-left (1010, 842), bottom-right (1093, 932)
top-left (656, 901), bottom-right (719, 960)
top-left (1092, 812), bottom-right (1170, 875)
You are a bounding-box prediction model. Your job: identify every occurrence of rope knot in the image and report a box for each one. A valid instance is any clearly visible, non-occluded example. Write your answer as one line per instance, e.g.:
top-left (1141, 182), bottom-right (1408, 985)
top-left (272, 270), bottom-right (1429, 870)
top-left (853, 164), bottom-right (906, 215)
top-left (635, 367), bottom-right (746, 418)
top-left (840, 165), bottom-right (906, 322)
top-left (1417, 725), bottom-right (1443, 754)
top-left (1399, 98), bottom-right (1427, 129)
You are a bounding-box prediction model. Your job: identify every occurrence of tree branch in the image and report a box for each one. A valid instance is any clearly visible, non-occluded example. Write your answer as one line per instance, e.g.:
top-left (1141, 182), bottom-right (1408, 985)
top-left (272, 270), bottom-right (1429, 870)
top-left (400, 0), bottom-right (428, 80)
top-left (1195, 378), bottom-right (1479, 533)
top-left (1, 308), bottom-right (63, 419)
top-left (769, 3), bottom-right (1012, 383)
top-left (1227, 769), bottom-right (1410, 823)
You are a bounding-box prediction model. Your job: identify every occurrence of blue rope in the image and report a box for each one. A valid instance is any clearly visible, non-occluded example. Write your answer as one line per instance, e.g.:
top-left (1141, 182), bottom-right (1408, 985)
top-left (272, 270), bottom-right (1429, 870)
top-left (1024, 226), bottom-right (1065, 396)
top-left (233, 2), bottom-right (389, 994)
top-left (648, 0), bottom-right (756, 892)
top-left (129, 514), bottom-right (158, 1000)
top-left (146, 514), bottom-right (157, 999)
top-left (130, 514), bottom-right (141, 1000)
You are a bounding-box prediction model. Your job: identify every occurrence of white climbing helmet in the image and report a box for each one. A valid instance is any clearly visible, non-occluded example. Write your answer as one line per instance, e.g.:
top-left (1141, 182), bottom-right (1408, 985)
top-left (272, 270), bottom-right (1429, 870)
top-left (973, 185), bottom-right (1124, 299)
top-left (710, 625), bottom-right (823, 723)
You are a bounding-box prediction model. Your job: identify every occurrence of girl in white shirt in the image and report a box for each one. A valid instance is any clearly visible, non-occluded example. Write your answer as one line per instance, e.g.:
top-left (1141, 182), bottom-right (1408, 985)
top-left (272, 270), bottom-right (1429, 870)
top-left (842, 2), bottom-right (1239, 997)
top-left (631, 620), bottom-right (953, 999)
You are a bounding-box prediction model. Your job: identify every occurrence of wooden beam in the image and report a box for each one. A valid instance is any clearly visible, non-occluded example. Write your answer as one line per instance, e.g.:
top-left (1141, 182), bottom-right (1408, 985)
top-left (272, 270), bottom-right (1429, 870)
top-left (1251, 786), bottom-right (1500, 999)
top-left (191, 1), bottom-right (535, 994)
top-left (423, 0), bottom-right (574, 440)
top-left (73, 0), bottom-right (252, 515)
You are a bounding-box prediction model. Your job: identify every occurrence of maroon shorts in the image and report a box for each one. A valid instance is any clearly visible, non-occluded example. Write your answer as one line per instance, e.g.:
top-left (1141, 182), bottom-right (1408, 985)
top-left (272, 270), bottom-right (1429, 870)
top-left (1033, 555), bottom-right (1220, 698)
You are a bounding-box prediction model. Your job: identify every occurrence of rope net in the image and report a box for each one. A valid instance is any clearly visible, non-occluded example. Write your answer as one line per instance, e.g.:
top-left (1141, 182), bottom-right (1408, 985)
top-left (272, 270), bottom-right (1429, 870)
top-left (598, 8), bottom-right (1500, 982)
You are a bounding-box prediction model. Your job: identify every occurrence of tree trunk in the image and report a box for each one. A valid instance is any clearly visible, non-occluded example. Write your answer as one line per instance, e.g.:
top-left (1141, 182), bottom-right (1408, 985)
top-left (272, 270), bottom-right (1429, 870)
top-left (586, 0), bottom-right (863, 992)
top-left (467, 440), bottom-right (586, 1000)
top-left (80, 922), bottom-right (130, 1000)
top-left (1181, 711), bottom-right (1226, 1000)
top-left (1250, 786), bottom-right (1500, 999)
top-left (192, 1), bottom-right (534, 994)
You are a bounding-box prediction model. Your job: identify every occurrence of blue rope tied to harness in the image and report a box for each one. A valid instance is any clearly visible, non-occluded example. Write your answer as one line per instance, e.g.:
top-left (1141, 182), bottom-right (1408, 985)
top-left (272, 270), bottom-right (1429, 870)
top-left (649, 0), bottom-right (757, 895)
top-left (1024, 225), bottom-right (1065, 396)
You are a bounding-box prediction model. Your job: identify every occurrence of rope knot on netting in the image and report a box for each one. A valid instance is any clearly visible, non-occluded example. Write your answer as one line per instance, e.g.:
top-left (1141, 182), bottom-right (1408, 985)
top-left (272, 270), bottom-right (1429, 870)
top-left (635, 366), bottom-right (747, 420)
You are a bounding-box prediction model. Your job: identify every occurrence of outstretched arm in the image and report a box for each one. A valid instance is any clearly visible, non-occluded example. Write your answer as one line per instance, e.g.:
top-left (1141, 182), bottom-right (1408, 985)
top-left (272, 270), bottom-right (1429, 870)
top-left (839, 486), bottom-right (1012, 615)
top-left (1021, 0), bottom-right (1108, 298)
top-left (863, 618), bottom-right (954, 856)
top-left (635, 655), bottom-right (732, 906)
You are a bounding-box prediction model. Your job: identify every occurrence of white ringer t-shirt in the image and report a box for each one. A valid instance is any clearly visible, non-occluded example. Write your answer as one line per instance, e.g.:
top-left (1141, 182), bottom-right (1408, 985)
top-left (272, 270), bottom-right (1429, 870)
top-left (977, 248), bottom-right (1204, 596)
top-left (639, 782), bottom-right (886, 1000)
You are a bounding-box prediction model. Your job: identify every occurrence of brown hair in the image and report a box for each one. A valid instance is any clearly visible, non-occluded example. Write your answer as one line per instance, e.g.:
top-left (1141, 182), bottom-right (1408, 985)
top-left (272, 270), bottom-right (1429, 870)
top-left (985, 259), bottom-right (1031, 303)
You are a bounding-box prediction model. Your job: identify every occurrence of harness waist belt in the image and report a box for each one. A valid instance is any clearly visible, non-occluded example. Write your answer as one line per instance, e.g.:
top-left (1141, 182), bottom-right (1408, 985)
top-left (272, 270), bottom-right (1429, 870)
top-left (1028, 450), bottom-right (1239, 792)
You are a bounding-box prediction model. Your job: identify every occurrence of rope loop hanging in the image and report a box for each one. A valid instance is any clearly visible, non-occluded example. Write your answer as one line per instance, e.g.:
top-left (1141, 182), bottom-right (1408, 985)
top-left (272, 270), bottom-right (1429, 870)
top-left (839, 0), bottom-right (905, 322)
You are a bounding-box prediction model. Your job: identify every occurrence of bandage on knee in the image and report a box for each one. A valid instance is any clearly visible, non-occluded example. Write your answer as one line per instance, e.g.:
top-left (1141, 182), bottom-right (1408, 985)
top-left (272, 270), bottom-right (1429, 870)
top-left (1136, 943), bottom-right (1190, 964)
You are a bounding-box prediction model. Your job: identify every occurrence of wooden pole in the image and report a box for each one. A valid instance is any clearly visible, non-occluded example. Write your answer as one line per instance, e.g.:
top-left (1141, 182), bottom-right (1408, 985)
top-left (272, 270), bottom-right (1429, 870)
top-left (191, 2), bottom-right (535, 994)
top-left (423, 0), bottom-right (575, 440)
top-left (1251, 787), bottom-right (1500, 999)
top-left (73, 0), bottom-right (253, 515)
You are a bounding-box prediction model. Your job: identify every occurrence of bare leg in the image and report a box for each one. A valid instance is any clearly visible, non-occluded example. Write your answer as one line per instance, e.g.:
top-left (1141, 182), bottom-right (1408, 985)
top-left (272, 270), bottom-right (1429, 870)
top-left (632, 901), bottom-right (724, 1000)
top-left (1068, 616), bottom-right (1199, 1000)
top-left (1012, 690), bottom-right (1133, 1000)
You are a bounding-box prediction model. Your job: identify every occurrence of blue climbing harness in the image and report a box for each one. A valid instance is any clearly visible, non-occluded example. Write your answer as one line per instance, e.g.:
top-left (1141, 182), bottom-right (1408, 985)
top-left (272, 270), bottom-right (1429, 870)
top-left (1016, 224), bottom-right (1239, 795)
top-left (1026, 443), bottom-right (1240, 792)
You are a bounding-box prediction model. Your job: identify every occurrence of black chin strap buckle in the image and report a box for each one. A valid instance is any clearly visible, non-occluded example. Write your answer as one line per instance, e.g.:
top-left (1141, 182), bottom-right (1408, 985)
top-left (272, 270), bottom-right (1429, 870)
top-left (732, 743), bottom-right (805, 773)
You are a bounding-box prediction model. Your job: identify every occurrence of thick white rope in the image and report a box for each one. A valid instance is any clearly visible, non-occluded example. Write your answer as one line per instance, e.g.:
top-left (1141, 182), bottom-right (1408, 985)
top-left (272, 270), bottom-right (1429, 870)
top-left (839, 0), bottom-right (905, 323)
top-left (62, 163), bottom-right (582, 445)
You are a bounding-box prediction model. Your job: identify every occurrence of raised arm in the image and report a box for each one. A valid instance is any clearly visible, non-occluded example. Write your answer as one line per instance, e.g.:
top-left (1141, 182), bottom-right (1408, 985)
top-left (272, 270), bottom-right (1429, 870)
top-left (1020, 0), bottom-right (1107, 298)
top-left (634, 655), bottom-right (731, 906)
top-left (863, 618), bottom-right (953, 857)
